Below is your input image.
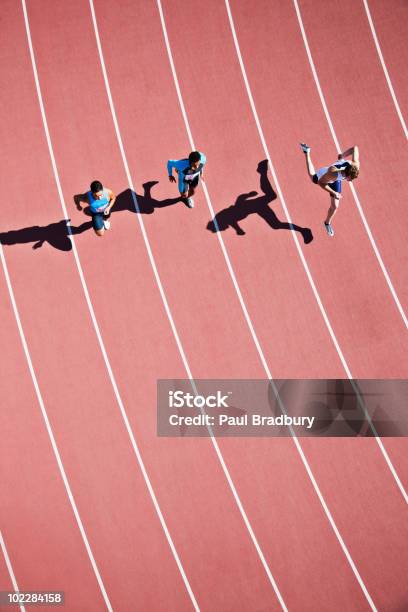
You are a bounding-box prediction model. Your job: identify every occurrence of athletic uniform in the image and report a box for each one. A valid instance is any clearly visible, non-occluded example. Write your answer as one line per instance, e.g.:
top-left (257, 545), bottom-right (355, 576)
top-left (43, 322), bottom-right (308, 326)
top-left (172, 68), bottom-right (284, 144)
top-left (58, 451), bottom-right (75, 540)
top-left (88, 188), bottom-right (111, 230)
top-left (167, 153), bottom-right (207, 194)
top-left (312, 160), bottom-right (351, 194)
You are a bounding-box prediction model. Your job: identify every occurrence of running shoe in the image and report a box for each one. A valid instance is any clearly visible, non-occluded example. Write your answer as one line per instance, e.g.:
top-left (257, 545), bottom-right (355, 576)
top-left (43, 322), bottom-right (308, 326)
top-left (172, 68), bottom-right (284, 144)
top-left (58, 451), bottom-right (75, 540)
top-left (103, 219), bottom-right (111, 230)
top-left (300, 143), bottom-right (310, 154)
top-left (324, 222), bottom-right (334, 237)
top-left (185, 197), bottom-right (194, 208)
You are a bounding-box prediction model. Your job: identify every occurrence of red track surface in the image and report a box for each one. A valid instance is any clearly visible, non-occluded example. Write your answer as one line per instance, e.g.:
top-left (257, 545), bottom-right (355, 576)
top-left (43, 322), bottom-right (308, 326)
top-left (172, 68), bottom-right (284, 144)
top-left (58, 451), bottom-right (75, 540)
top-left (1, 1), bottom-right (407, 610)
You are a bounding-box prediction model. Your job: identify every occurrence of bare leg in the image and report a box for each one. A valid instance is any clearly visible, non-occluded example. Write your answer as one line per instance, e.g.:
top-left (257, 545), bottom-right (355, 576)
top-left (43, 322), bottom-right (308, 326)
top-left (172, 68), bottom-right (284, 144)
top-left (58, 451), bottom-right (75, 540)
top-left (179, 185), bottom-right (195, 199)
top-left (304, 150), bottom-right (316, 180)
top-left (180, 185), bottom-right (196, 208)
top-left (325, 196), bottom-right (339, 224)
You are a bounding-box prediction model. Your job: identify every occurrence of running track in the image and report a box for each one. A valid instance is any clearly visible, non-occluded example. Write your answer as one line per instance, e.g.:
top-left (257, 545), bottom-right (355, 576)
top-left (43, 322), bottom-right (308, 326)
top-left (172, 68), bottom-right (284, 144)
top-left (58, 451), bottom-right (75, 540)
top-left (1, 1), bottom-right (407, 610)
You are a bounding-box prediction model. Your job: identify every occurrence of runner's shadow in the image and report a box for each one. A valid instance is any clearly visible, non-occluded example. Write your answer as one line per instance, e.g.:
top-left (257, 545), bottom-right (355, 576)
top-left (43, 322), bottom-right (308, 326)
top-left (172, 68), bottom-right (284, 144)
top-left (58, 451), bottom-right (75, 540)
top-left (75, 182), bottom-right (182, 217)
top-left (207, 160), bottom-right (313, 244)
top-left (0, 219), bottom-right (92, 252)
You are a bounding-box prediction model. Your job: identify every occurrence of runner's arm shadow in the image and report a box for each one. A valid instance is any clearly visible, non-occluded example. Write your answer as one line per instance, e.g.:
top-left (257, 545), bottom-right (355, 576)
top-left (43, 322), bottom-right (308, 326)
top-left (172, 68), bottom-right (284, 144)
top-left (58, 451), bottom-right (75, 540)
top-left (74, 193), bottom-right (88, 210)
top-left (106, 183), bottom-right (183, 216)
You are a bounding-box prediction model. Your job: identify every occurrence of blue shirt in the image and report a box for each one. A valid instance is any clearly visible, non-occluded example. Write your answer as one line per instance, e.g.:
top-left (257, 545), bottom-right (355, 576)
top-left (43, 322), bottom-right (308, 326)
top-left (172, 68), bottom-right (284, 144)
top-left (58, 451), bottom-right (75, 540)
top-left (167, 153), bottom-right (207, 192)
top-left (88, 189), bottom-right (110, 214)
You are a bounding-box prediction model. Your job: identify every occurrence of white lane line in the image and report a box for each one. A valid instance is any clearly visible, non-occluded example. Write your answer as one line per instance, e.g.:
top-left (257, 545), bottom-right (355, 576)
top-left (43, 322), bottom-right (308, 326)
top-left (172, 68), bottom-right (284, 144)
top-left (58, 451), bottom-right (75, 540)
top-left (293, 0), bottom-right (407, 329)
top-left (89, 0), bottom-right (287, 609)
top-left (161, 0), bottom-right (379, 606)
top-left (22, 1), bottom-right (198, 610)
top-left (225, 0), bottom-right (408, 504)
top-left (0, 530), bottom-right (25, 612)
top-left (363, 0), bottom-right (407, 139)
top-left (161, 0), bottom-right (382, 607)
top-left (0, 243), bottom-right (112, 612)
top-left (89, 0), bottom-right (287, 612)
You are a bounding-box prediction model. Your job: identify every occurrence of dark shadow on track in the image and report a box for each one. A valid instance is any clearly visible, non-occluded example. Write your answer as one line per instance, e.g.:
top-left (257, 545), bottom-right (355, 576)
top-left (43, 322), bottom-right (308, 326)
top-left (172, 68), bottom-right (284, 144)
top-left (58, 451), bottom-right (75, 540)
top-left (116, 181), bottom-right (182, 214)
top-left (0, 182), bottom-right (182, 253)
top-left (207, 160), bottom-right (313, 244)
top-left (0, 219), bottom-right (92, 252)
top-left (75, 181), bottom-right (182, 218)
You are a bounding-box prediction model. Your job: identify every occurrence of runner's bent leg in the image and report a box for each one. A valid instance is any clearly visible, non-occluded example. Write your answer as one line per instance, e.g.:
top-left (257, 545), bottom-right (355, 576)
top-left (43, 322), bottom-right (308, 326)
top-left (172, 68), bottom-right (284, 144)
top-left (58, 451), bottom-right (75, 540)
top-left (305, 151), bottom-right (316, 180)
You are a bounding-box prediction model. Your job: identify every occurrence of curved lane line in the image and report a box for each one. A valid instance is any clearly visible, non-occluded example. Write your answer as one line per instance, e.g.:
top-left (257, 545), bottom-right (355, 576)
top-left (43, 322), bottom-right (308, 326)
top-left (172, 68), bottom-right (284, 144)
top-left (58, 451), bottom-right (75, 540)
top-left (21, 1), bottom-right (198, 609)
top-left (0, 242), bottom-right (112, 612)
top-left (89, 0), bottom-right (287, 609)
top-left (223, 0), bottom-right (407, 505)
top-left (293, 0), bottom-right (407, 329)
top-left (160, 0), bottom-right (379, 609)
top-left (0, 530), bottom-right (26, 612)
top-left (363, 0), bottom-right (407, 139)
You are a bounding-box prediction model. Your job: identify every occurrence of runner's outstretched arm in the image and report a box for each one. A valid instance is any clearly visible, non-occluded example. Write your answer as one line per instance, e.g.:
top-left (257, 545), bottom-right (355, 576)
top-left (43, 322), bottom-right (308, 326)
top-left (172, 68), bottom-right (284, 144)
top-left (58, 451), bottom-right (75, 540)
top-left (338, 145), bottom-right (359, 161)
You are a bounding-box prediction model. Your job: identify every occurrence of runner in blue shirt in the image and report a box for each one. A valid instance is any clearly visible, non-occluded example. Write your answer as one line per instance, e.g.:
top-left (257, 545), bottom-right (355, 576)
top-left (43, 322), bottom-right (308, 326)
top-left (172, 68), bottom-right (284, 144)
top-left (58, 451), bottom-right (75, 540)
top-left (75, 180), bottom-right (116, 237)
top-left (300, 143), bottom-right (360, 236)
top-left (167, 151), bottom-right (206, 208)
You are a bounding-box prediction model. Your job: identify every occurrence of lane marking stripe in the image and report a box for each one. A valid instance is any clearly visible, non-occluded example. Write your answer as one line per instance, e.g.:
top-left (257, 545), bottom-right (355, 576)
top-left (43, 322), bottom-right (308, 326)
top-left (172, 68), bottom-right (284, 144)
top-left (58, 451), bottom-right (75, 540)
top-left (363, 0), bottom-right (407, 139)
top-left (91, 0), bottom-right (287, 608)
top-left (225, 0), bottom-right (408, 503)
top-left (162, 0), bottom-right (377, 607)
top-left (23, 1), bottom-right (197, 609)
top-left (0, 530), bottom-right (26, 612)
top-left (293, 0), bottom-right (407, 329)
top-left (0, 240), bottom-right (112, 611)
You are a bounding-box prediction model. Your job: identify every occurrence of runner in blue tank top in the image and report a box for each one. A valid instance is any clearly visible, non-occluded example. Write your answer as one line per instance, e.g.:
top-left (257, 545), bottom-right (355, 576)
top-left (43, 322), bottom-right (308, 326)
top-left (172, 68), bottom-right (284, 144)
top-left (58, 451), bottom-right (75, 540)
top-left (167, 151), bottom-right (206, 208)
top-left (300, 144), bottom-right (360, 236)
top-left (75, 180), bottom-right (116, 237)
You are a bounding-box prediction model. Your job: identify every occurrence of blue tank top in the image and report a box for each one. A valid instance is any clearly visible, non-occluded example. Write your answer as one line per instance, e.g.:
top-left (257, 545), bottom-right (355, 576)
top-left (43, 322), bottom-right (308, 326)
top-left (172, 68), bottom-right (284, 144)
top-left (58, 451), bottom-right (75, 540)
top-left (181, 159), bottom-right (204, 183)
top-left (88, 189), bottom-right (110, 213)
